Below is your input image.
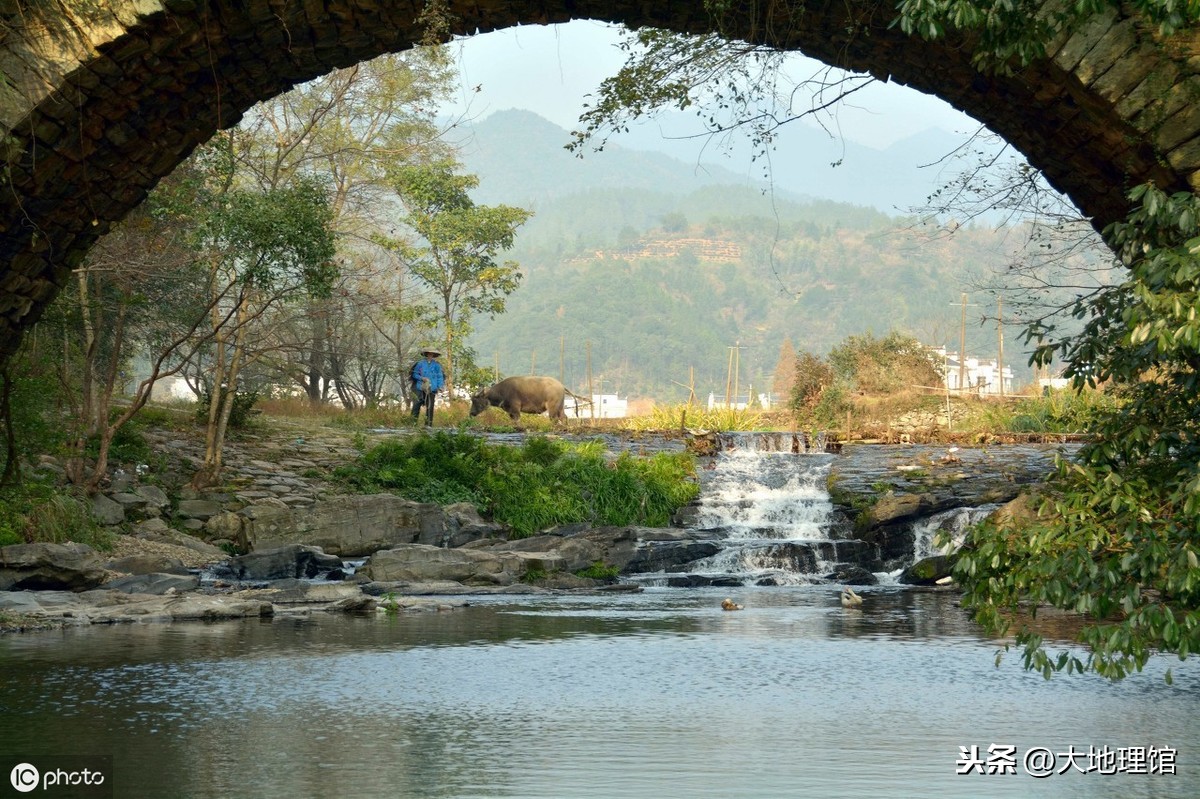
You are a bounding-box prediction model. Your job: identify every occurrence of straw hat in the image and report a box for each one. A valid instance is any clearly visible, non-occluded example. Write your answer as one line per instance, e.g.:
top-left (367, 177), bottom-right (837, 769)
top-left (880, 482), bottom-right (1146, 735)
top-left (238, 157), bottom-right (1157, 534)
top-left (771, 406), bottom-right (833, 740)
top-left (420, 348), bottom-right (441, 357)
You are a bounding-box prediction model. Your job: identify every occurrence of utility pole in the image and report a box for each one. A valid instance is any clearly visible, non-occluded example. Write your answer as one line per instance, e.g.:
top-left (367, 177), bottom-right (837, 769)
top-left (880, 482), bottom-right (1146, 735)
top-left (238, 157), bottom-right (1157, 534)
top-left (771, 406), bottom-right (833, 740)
top-left (530, 350), bottom-right (536, 375)
top-left (724, 346), bottom-right (734, 407)
top-left (725, 341), bottom-right (743, 408)
top-left (949, 294), bottom-right (979, 393)
top-left (958, 293), bottom-right (968, 392)
top-left (559, 334), bottom-right (565, 384)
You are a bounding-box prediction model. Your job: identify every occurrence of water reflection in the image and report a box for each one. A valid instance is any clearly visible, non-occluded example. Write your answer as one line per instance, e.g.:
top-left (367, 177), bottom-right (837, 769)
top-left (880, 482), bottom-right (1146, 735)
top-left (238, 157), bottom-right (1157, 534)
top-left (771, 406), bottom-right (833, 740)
top-left (0, 588), bottom-right (1196, 798)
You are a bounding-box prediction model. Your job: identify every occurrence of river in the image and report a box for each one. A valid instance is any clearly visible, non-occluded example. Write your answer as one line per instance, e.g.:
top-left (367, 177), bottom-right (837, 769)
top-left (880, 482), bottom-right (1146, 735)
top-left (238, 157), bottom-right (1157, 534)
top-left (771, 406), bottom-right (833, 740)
top-left (1, 587), bottom-right (1196, 798)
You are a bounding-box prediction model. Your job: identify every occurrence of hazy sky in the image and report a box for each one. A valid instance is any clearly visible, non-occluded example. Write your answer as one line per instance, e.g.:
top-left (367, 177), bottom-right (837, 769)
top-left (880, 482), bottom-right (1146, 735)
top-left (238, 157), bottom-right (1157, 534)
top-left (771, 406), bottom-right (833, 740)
top-left (444, 21), bottom-right (981, 151)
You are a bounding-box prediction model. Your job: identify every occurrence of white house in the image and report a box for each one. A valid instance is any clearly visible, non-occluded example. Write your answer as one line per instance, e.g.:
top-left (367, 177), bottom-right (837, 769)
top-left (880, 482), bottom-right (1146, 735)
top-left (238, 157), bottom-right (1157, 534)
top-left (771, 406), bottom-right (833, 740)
top-left (935, 347), bottom-right (1015, 395)
top-left (566, 393), bottom-right (628, 419)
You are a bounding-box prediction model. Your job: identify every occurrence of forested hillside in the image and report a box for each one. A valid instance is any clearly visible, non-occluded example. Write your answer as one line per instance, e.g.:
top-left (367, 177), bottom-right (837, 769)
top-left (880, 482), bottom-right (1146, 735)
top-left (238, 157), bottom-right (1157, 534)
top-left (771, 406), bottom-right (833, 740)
top-left (457, 111), bottom-right (1036, 402)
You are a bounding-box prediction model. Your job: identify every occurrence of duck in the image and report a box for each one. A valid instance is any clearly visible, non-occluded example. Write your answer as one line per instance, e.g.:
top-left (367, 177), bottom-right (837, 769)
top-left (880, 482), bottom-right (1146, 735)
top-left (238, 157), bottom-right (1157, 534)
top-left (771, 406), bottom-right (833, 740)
top-left (721, 598), bottom-right (744, 611)
top-left (840, 586), bottom-right (863, 608)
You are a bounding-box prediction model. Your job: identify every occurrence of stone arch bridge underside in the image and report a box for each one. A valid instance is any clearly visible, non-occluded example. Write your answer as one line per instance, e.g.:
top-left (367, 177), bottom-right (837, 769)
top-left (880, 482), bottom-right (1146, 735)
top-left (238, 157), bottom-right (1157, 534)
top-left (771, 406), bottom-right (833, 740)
top-left (2, 0), bottom-right (1200, 359)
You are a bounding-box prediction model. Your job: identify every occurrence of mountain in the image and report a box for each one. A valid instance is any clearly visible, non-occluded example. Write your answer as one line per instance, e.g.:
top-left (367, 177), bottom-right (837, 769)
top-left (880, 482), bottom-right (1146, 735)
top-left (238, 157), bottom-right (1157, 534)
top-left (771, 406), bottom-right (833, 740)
top-left (608, 110), bottom-right (1017, 215)
top-left (452, 109), bottom-right (796, 208)
top-left (451, 110), bottom-right (1038, 403)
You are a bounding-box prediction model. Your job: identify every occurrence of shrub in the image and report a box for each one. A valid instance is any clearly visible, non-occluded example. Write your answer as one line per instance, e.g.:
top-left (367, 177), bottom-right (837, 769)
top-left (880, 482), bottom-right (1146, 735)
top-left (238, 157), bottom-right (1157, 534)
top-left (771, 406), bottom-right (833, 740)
top-left (333, 431), bottom-right (699, 537)
top-left (0, 486), bottom-right (114, 551)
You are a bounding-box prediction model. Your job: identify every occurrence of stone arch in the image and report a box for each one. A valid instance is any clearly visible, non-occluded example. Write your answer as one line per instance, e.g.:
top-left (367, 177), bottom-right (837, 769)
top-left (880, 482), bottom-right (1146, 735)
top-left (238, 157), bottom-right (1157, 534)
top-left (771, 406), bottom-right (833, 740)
top-left (2, 1), bottom-right (1199, 360)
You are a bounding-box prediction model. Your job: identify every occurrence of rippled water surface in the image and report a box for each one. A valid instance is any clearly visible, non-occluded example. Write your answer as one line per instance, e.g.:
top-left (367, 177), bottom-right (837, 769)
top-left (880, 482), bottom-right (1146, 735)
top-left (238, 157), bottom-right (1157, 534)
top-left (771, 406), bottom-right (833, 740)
top-left (1, 588), bottom-right (1197, 798)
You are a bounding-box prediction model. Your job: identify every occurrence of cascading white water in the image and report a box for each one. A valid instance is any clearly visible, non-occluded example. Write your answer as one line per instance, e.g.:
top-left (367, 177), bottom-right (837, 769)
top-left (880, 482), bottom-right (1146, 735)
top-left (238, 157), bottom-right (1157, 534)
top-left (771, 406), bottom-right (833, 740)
top-left (683, 433), bottom-right (846, 585)
top-left (908, 505), bottom-right (998, 562)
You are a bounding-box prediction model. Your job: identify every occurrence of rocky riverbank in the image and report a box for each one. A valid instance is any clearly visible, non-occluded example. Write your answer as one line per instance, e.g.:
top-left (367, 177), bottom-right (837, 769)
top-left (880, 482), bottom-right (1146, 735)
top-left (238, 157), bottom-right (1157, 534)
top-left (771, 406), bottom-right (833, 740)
top-left (1, 417), bottom-right (1065, 632)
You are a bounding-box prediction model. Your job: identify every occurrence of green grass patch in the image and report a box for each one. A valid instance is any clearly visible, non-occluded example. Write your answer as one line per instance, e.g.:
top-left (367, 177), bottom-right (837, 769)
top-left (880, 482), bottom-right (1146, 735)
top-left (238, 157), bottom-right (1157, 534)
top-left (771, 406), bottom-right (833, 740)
top-left (0, 484), bottom-right (115, 551)
top-left (332, 431), bottom-right (699, 537)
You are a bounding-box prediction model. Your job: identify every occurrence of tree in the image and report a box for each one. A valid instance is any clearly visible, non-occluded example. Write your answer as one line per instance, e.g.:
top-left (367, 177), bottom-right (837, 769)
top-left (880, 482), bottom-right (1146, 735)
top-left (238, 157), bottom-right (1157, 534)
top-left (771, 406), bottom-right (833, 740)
top-left (956, 184), bottom-right (1200, 680)
top-left (771, 337), bottom-right (798, 399)
top-left (383, 158), bottom-right (531, 395)
top-left (788, 350), bottom-right (833, 416)
top-left (193, 170), bottom-right (337, 486)
top-left (226, 52), bottom-right (455, 406)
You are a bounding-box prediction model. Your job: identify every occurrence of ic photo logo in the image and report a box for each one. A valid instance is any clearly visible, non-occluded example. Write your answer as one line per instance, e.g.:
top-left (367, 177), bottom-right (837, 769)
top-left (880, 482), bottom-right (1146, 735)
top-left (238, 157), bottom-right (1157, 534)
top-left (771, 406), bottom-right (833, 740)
top-left (9, 763), bottom-right (38, 793)
top-left (6, 758), bottom-right (111, 798)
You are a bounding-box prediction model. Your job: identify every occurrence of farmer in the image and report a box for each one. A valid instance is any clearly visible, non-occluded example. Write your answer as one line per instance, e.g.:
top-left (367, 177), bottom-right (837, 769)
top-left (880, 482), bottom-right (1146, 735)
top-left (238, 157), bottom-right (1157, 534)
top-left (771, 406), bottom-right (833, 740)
top-left (410, 348), bottom-right (445, 427)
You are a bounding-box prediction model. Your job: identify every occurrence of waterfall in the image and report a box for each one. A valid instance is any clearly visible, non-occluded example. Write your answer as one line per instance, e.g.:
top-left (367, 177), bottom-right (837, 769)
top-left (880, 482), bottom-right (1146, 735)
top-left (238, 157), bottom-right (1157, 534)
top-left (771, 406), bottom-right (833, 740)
top-left (674, 435), bottom-right (851, 586)
top-left (661, 434), bottom-right (999, 588)
top-left (909, 505), bottom-right (997, 562)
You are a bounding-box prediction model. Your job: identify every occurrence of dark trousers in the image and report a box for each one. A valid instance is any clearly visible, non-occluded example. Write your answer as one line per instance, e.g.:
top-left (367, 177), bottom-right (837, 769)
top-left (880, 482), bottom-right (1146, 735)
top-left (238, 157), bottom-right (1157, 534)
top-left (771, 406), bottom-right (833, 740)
top-left (412, 389), bottom-right (436, 426)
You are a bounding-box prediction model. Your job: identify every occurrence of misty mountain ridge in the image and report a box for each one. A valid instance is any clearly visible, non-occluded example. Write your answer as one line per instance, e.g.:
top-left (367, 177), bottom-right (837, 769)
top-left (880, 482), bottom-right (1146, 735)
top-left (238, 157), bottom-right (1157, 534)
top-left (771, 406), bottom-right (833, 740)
top-left (453, 108), bottom-right (1011, 216)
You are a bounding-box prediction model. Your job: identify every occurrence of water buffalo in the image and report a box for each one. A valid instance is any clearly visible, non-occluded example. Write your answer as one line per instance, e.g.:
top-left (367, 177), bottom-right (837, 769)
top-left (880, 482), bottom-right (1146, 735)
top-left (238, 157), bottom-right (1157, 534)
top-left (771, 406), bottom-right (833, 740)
top-left (470, 376), bottom-right (568, 425)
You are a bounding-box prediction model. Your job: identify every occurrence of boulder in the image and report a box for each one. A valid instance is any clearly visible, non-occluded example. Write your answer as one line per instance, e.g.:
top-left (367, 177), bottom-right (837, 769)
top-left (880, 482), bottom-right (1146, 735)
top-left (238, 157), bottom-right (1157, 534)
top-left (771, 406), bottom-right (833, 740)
top-left (0, 542), bottom-right (109, 592)
top-left (899, 554), bottom-right (956, 585)
top-left (362, 544), bottom-right (565, 586)
top-left (135, 484), bottom-right (171, 512)
top-left (176, 499), bottom-right (222, 521)
top-left (866, 492), bottom-right (937, 527)
top-left (203, 512), bottom-right (245, 546)
top-left (91, 493), bottom-right (125, 526)
top-left (216, 544), bottom-right (343, 581)
top-left (242, 494), bottom-right (448, 557)
top-left (433, 503), bottom-right (508, 547)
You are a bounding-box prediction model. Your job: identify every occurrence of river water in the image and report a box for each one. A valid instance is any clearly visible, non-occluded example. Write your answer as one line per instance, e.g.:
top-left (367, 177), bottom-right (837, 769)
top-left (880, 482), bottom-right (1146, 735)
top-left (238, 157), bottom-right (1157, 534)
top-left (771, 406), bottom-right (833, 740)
top-left (1, 588), bottom-right (1197, 798)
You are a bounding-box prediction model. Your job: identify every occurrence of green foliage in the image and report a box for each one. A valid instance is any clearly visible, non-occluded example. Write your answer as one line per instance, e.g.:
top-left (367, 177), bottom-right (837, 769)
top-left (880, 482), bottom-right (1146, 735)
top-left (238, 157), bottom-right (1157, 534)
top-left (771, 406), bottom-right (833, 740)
top-left (0, 485), bottom-right (114, 551)
top-left (86, 419), bottom-right (152, 466)
top-left (211, 175), bottom-right (338, 296)
top-left (828, 331), bottom-right (943, 395)
top-left (896, 0), bottom-right (1198, 73)
top-left (957, 185), bottom-right (1200, 679)
top-left (333, 431), bottom-right (699, 537)
top-left (1003, 388), bottom-right (1119, 434)
top-left (575, 560), bottom-right (621, 581)
top-left (788, 351), bottom-right (834, 416)
top-left (196, 386), bottom-right (260, 430)
top-left (0, 354), bottom-right (66, 486)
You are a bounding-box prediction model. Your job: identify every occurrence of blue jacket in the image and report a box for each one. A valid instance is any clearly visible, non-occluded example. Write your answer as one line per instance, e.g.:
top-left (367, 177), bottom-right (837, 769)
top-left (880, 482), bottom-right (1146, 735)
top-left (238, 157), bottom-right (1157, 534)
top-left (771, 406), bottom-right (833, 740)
top-left (411, 358), bottom-right (445, 392)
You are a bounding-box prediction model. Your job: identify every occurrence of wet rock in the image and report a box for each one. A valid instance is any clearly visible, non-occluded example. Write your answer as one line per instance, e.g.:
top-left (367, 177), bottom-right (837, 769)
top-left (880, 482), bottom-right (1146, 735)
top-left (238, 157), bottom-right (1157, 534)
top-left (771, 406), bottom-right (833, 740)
top-left (623, 530), bottom-right (723, 573)
top-left (825, 563), bottom-right (879, 586)
top-left (867, 493), bottom-right (937, 527)
top-left (0, 543), bottom-right (109, 592)
top-left (216, 544), bottom-right (343, 581)
top-left (899, 555), bottom-right (956, 585)
top-left (667, 574), bottom-right (744, 588)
